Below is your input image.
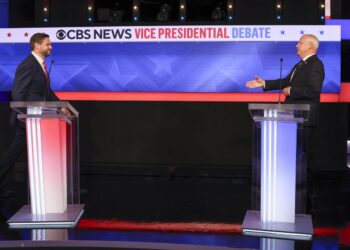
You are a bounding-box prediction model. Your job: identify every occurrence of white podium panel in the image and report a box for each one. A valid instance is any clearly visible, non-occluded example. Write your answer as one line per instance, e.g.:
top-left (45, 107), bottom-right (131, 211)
top-left (261, 111), bottom-right (297, 223)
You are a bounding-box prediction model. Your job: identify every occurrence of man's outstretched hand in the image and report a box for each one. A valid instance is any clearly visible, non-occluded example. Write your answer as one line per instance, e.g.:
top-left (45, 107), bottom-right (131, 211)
top-left (245, 75), bottom-right (265, 88)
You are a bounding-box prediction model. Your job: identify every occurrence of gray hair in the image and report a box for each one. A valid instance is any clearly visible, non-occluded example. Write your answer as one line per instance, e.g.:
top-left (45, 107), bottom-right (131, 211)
top-left (305, 34), bottom-right (319, 49)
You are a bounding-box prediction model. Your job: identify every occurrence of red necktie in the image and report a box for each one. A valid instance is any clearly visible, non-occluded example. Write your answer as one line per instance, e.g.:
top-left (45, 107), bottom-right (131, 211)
top-left (42, 61), bottom-right (49, 78)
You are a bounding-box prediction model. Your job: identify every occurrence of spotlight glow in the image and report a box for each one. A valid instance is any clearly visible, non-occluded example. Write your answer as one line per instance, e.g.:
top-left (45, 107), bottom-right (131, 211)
top-left (347, 140), bottom-right (350, 152)
top-left (277, 4), bottom-right (281, 9)
top-left (228, 4), bottom-right (233, 9)
top-left (180, 5), bottom-right (185, 9)
top-left (133, 5), bottom-right (138, 10)
top-left (43, 7), bottom-right (48, 12)
top-left (321, 4), bottom-right (325, 8)
top-left (88, 6), bottom-right (92, 11)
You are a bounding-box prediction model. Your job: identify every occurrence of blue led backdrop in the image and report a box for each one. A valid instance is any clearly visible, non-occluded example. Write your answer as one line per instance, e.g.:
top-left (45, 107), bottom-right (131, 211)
top-left (0, 41), bottom-right (340, 92)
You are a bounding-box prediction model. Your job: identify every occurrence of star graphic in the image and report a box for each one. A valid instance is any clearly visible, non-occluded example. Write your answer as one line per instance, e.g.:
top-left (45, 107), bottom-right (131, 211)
top-left (7, 32), bottom-right (11, 37)
top-left (319, 30), bottom-right (324, 35)
top-left (219, 46), bottom-right (263, 91)
top-left (0, 62), bottom-right (21, 90)
top-left (91, 58), bottom-right (137, 90)
top-left (0, 62), bottom-right (19, 76)
top-left (300, 30), bottom-right (305, 34)
top-left (280, 30), bottom-right (285, 35)
top-left (148, 54), bottom-right (177, 75)
top-left (50, 61), bottom-right (89, 90)
top-left (24, 32), bottom-right (29, 37)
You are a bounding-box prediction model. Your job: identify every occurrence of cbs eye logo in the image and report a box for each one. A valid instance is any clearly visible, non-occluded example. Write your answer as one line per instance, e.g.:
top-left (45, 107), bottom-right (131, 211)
top-left (56, 30), bottom-right (66, 40)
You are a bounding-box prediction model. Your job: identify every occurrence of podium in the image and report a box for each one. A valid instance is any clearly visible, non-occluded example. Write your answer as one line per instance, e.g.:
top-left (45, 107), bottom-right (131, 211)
top-left (7, 102), bottom-right (84, 229)
top-left (241, 103), bottom-right (312, 240)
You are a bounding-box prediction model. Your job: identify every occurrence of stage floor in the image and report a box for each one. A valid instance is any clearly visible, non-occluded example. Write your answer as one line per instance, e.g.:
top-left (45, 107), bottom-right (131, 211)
top-left (0, 225), bottom-right (347, 250)
top-left (0, 166), bottom-right (349, 249)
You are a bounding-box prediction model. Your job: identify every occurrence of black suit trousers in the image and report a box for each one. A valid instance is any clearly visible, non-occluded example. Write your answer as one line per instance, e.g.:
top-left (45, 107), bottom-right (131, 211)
top-left (303, 125), bottom-right (317, 214)
top-left (0, 122), bottom-right (26, 190)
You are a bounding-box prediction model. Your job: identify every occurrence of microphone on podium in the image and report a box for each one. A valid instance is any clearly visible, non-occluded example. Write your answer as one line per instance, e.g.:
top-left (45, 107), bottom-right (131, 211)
top-left (44, 60), bottom-right (55, 102)
top-left (48, 60), bottom-right (55, 81)
top-left (278, 58), bottom-right (283, 104)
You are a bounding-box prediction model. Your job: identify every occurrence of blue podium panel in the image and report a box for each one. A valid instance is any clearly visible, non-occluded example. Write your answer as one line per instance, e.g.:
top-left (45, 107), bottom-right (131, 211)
top-left (245, 104), bottom-right (311, 240)
top-left (261, 116), bottom-right (297, 223)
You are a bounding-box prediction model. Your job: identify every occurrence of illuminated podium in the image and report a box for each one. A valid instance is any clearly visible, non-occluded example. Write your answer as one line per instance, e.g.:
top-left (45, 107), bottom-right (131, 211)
top-left (8, 102), bottom-right (84, 229)
top-left (242, 104), bottom-right (312, 240)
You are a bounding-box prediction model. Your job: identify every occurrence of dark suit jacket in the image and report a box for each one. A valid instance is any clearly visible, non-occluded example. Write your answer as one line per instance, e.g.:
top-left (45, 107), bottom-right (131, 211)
top-left (10, 54), bottom-right (59, 125)
top-left (264, 54), bottom-right (325, 127)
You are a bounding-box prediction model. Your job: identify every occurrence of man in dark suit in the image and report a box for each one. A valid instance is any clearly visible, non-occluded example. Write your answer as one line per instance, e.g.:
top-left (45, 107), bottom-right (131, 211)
top-left (0, 33), bottom-right (66, 200)
top-left (245, 34), bottom-right (325, 214)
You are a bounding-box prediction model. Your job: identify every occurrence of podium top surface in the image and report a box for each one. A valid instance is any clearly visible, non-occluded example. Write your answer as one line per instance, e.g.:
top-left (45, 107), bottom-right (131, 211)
top-left (248, 103), bottom-right (310, 112)
top-left (10, 101), bottom-right (78, 117)
top-left (248, 103), bottom-right (310, 123)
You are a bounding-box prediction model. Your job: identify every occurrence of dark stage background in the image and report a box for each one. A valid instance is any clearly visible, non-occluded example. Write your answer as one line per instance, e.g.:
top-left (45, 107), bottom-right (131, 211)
top-left (0, 102), bottom-right (348, 223)
top-left (0, 0), bottom-right (350, 224)
top-left (9, 0), bottom-right (325, 27)
top-left (1, 102), bottom-right (347, 172)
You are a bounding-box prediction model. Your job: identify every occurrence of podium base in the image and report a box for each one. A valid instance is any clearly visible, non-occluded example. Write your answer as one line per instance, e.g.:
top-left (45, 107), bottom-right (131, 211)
top-left (7, 204), bottom-right (84, 229)
top-left (241, 210), bottom-right (313, 241)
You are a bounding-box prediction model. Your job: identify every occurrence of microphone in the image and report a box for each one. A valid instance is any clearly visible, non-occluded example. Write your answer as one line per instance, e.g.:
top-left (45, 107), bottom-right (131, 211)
top-left (44, 60), bottom-right (54, 101)
top-left (278, 58), bottom-right (283, 104)
top-left (48, 59), bottom-right (55, 80)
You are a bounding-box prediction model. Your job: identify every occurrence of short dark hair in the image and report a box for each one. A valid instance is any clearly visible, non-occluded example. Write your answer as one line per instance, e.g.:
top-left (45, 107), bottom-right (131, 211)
top-left (30, 33), bottom-right (50, 51)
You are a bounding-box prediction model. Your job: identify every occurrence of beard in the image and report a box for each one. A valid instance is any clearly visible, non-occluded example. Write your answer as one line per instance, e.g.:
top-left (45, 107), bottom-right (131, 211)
top-left (41, 49), bottom-right (51, 57)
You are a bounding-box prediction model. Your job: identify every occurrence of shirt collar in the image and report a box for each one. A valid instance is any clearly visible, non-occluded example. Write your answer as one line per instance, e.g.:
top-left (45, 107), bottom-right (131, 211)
top-left (302, 53), bottom-right (316, 62)
top-left (31, 51), bottom-right (45, 65)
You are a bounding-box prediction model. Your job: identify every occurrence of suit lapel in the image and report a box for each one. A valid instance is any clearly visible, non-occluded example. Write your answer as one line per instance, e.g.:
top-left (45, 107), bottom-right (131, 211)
top-left (290, 55), bottom-right (317, 84)
top-left (29, 54), bottom-right (49, 96)
top-left (30, 54), bottom-right (48, 80)
top-left (290, 61), bottom-right (304, 83)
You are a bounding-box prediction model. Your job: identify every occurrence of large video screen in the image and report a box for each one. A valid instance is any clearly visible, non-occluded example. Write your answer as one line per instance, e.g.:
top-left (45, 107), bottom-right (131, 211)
top-left (0, 25), bottom-right (341, 93)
